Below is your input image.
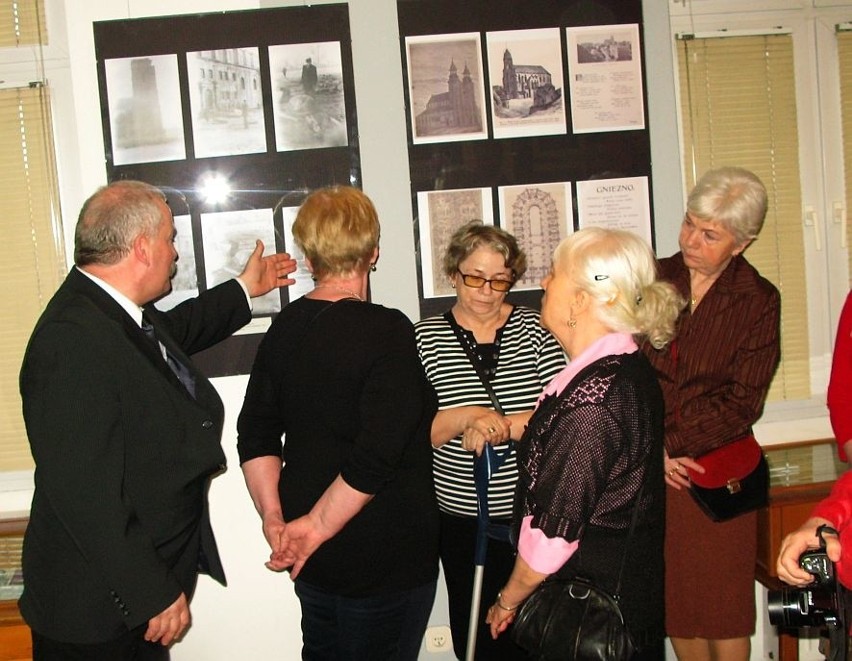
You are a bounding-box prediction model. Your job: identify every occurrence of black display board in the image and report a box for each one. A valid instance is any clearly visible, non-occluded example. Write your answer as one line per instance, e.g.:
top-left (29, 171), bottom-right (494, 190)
top-left (398, 0), bottom-right (651, 320)
top-left (93, 5), bottom-right (359, 377)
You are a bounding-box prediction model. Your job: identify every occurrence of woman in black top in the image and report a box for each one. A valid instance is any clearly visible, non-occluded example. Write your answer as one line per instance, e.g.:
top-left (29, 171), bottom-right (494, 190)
top-left (485, 228), bottom-right (683, 659)
top-left (237, 186), bottom-right (439, 660)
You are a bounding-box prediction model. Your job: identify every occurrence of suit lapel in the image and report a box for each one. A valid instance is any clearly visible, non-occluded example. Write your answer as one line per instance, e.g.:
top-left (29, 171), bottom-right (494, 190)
top-left (65, 269), bottom-right (203, 400)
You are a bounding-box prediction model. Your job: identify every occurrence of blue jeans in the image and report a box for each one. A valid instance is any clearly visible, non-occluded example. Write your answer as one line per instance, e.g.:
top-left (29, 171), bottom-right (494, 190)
top-left (294, 578), bottom-right (437, 661)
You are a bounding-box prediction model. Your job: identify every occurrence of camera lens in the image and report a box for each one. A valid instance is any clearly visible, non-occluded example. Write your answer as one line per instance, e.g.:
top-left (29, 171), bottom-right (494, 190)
top-left (768, 588), bottom-right (809, 627)
top-left (768, 586), bottom-right (839, 628)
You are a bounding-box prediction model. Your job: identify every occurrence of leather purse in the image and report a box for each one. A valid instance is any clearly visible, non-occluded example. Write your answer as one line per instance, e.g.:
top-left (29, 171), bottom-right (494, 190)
top-left (687, 434), bottom-right (769, 522)
top-left (511, 483), bottom-right (644, 660)
top-left (511, 576), bottom-right (635, 661)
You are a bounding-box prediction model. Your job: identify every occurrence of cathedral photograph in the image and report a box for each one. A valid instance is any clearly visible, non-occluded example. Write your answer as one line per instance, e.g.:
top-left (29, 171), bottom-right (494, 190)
top-left (405, 33), bottom-right (488, 143)
top-left (485, 27), bottom-right (566, 138)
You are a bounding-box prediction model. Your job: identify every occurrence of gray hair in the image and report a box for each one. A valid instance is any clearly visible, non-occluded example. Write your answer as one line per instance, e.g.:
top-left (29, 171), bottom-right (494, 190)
top-left (74, 180), bottom-right (167, 266)
top-left (553, 227), bottom-right (684, 349)
top-left (442, 220), bottom-right (527, 281)
top-left (686, 167), bottom-right (768, 244)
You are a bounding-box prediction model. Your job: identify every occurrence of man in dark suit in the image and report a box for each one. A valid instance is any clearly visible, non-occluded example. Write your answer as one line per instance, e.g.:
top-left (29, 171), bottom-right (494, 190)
top-left (18, 180), bottom-right (296, 660)
top-left (301, 57), bottom-right (318, 95)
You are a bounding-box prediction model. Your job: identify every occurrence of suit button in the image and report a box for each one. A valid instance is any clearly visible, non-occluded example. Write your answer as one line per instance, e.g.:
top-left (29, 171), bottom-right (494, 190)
top-left (202, 420), bottom-right (213, 429)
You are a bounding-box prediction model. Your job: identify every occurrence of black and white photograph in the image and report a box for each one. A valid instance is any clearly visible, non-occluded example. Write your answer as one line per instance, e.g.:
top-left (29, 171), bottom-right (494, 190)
top-left (575, 30), bottom-right (634, 63)
top-left (486, 28), bottom-right (566, 139)
top-left (200, 208), bottom-right (281, 316)
top-left (153, 214), bottom-right (198, 311)
top-left (417, 187), bottom-right (493, 298)
top-left (281, 205), bottom-right (315, 300)
top-left (104, 54), bottom-right (186, 166)
top-left (498, 183), bottom-right (573, 291)
top-left (405, 33), bottom-right (489, 144)
top-left (186, 48), bottom-right (267, 158)
top-left (269, 42), bottom-right (348, 152)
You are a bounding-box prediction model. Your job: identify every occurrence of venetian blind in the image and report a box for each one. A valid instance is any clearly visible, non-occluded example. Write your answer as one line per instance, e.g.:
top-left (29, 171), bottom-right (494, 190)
top-left (677, 33), bottom-right (810, 402)
top-left (0, 84), bottom-right (64, 470)
top-left (0, 0), bottom-right (45, 47)
top-left (838, 27), bottom-right (852, 281)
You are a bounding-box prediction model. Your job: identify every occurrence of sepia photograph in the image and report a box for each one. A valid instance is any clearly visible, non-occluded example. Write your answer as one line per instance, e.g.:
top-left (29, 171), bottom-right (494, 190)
top-left (201, 208), bottom-right (281, 315)
top-left (187, 48), bottom-right (268, 158)
top-left (486, 28), bottom-right (567, 139)
top-left (104, 54), bottom-right (186, 166)
top-left (269, 41), bottom-right (348, 152)
top-left (153, 214), bottom-right (198, 311)
top-left (405, 33), bottom-right (489, 144)
top-left (417, 187), bottom-right (493, 298)
top-left (498, 183), bottom-right (573, 291)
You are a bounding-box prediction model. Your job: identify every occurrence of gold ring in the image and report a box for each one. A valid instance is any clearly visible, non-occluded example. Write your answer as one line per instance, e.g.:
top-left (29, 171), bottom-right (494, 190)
top-left (488, 426), bottom-right (497, 434)
top-left (667, 469), bottom-right (676, 477)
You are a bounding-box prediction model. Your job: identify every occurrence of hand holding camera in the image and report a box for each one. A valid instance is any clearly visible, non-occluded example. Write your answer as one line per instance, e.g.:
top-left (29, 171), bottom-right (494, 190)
top-left (770, 523), bottom-right (848, 661)
top-left (777, 518), bottom-right (842, 587)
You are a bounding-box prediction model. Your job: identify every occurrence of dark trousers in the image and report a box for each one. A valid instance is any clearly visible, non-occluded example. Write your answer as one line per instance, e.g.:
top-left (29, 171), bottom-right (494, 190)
top-left (32, 626), bottom-right (169, 661)
top-left (439, 511), bottom-right (528, 661)
top-left (294, 577), bottom-right (437, 661)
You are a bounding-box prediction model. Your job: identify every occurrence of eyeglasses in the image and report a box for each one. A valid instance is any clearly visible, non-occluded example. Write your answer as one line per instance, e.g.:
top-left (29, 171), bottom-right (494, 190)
top-left (456, 270), bottom-right (514, 292)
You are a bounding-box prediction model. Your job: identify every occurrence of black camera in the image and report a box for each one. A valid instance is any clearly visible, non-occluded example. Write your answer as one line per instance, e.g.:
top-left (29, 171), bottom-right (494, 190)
top-left (768, 525), bottom-right (848, 661)
top-left (768, 547), bottom-right (842, 628)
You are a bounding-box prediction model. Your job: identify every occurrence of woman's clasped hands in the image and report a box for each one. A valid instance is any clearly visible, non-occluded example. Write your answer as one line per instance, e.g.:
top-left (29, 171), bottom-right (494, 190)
top-left (460, 409), bottom-right (511, 455)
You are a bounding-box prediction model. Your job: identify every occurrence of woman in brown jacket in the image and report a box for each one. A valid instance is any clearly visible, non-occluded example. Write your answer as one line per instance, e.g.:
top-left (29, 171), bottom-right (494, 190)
top-left (643, 167), bottom-right (781, 661)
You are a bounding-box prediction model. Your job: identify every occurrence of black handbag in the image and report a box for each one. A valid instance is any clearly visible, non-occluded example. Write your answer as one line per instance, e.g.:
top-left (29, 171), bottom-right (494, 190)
top-left (511, 577), bottom-right (635, 660)
top-left (511, 485), bottom-right (644, 660)
top-left (686, 434), bottom-right (769, 522)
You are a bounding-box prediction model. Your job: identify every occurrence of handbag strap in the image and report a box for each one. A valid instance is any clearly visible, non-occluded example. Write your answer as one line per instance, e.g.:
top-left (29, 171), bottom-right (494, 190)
top-left (444, 311), bottom-right (505, 416)
top-left (611, 480), bottom-right (644, 599)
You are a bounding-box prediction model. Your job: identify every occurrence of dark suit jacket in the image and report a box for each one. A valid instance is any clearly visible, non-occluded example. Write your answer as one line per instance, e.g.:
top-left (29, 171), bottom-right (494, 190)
top-left (18, 268), bottom-right (251, 644)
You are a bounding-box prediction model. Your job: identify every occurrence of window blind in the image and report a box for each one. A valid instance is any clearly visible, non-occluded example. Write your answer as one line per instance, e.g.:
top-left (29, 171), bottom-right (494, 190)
top-left (0, 0), bottom-right (46, 48)
top-left (0, 84), bottom-right (64, 470)
top-left (677, 33), bottom-right (810, 402)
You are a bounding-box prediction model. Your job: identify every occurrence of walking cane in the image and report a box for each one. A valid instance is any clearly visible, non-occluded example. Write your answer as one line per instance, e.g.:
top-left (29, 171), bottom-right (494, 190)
top-left (465, 442), bottom-right (514, 661)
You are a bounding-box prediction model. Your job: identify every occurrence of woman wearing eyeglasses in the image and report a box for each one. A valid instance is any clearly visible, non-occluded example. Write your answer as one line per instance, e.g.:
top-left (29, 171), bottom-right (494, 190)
top-left (415, 220), bottom-right (565, 659)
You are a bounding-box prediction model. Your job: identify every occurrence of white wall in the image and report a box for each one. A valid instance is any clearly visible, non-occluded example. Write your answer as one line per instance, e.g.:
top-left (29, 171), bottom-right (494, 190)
top-left (6, 0), bottom-right (799, 659)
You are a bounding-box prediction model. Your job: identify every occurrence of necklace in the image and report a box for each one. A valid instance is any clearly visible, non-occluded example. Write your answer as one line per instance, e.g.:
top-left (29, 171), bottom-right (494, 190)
top-left (312, 283), bottom-right (364, 301)
top-left (689, 279), bottom-right (715, 308)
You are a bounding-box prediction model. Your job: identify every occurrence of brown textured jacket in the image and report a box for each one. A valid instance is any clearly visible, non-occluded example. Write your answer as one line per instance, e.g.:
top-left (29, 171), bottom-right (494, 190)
top-left (643, 253), bottom-right (781, 458)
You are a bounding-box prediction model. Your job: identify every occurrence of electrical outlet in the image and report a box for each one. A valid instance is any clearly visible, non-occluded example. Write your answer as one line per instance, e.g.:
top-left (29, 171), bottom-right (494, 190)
top-left (425, 625), bottom-right (452, 653)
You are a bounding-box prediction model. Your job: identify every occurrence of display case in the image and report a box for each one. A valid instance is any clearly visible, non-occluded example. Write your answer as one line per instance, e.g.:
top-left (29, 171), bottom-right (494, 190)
top-left (756, 438), bottom-right (845, 661)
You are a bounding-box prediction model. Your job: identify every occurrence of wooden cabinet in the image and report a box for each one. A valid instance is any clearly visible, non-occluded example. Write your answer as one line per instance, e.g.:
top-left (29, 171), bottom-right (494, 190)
top-left (0, 518), bottom-right (29, 661)
top-left (0, 602), bottom-right (30, 661)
